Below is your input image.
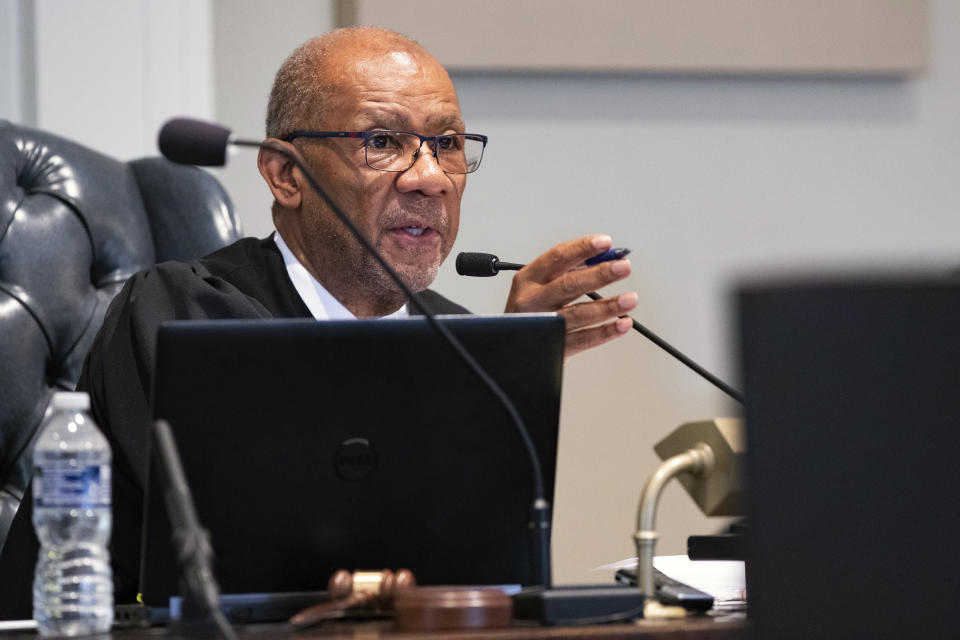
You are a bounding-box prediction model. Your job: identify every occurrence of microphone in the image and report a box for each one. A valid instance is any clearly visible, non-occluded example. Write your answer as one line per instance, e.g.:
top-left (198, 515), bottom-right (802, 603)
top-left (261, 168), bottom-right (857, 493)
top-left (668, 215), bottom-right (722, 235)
top-left (152, 419), bottom-right (236, 640)
top-left (455, 252), bottom-right (524, 277)
top-left (157, 118), bottom-right (553, 587)
top-left (456, 251), bottom-right (744, 404)
top-left (158, 118), bottom-right (240, 167)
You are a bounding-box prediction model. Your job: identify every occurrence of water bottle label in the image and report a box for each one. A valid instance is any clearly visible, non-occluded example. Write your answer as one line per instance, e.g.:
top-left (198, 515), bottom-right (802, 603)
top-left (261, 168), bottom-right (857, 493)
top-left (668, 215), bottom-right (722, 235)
top-left (35, 463), bottom-right (111, 508)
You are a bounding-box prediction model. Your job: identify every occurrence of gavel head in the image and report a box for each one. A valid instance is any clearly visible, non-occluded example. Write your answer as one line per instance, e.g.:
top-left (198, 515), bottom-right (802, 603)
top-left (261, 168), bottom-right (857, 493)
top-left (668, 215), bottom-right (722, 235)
top-left (379, 568), bottom-right (417, 605)
top-left (328, 569), bottom-right (355, 599)
top-left (327, 569), bottom-right (417, 606)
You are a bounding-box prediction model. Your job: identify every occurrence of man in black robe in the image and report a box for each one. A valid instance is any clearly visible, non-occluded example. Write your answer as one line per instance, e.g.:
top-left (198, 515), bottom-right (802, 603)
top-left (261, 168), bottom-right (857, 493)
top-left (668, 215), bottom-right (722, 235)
top-left (75, 27), bottom-right (638, 602)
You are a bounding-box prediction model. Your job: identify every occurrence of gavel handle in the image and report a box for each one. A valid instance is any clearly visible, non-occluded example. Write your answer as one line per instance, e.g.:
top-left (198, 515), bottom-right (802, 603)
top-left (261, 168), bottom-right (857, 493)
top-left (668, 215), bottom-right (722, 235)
top-left (288, 591), bottom-right (374, 629)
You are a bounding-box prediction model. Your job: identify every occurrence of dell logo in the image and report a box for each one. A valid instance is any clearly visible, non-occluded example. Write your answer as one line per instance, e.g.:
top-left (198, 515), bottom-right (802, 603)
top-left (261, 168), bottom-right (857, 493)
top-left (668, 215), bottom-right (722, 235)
top-left (334, 438), bottom-right (378, 481)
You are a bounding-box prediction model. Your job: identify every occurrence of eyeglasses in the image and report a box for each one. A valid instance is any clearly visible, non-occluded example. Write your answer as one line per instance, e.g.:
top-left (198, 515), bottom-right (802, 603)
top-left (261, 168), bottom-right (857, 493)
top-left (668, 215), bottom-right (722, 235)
top-left (283, 130), bottom-right (488, 174)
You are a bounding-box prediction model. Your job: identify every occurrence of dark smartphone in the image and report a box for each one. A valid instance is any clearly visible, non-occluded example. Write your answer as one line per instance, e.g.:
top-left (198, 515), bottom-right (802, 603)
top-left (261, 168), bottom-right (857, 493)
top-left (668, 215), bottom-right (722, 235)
top-left (614, 568), bottom-right (714, 612)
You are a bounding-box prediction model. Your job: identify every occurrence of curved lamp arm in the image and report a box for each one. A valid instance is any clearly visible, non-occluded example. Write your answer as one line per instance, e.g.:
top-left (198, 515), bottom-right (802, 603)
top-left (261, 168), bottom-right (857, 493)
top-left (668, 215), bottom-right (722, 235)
top-left (633, 443), bottom-right (715, 597)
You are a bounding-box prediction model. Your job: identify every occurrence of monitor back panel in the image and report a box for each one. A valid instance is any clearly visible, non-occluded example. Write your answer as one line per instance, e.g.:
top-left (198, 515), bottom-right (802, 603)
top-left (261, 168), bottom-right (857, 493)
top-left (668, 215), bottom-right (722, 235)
top-left (738, 279), bottom-right (960, 639)
top-left (142, 315), bottom-right (564, 604)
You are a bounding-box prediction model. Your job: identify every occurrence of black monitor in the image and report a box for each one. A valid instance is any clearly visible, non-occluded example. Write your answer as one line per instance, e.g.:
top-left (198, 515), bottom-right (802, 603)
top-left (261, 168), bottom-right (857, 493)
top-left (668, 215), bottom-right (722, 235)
top-left (140, 314), bottom-right (565, 607)
top-left (738, 276), bottom-right (960, 639)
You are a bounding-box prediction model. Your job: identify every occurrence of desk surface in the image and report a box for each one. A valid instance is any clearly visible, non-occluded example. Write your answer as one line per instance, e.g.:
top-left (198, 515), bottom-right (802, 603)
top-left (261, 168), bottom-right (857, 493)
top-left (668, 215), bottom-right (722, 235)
top-left (291, 615), bottom-right (747, 639)
top-left (0, 615), bottom-right (746, 640)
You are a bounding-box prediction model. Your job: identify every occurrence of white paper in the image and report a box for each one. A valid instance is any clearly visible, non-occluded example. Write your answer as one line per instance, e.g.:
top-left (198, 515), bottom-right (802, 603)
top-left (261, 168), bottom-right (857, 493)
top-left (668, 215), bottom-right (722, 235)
top-left (593, 554), bottom-right (746, 603)
top-left (653, 555), bottom-right (746, 603)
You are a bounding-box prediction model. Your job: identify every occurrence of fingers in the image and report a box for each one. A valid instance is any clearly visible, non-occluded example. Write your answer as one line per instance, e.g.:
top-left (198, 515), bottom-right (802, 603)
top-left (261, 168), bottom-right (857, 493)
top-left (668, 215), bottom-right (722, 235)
top-left (561, 293), bottom-right (636, 359)
top-left (521, 234), bottom-right (613, 283)
top-left (565, 317), bottom-right (633, 359)
top-left (508, 257), bottom-right (632, 312)
top-left (548, 258), bottom-right (631, 308)
top-left (560, 292), bottom-right (638, 331)
top-left (502, 233), bottom-right (638, 358)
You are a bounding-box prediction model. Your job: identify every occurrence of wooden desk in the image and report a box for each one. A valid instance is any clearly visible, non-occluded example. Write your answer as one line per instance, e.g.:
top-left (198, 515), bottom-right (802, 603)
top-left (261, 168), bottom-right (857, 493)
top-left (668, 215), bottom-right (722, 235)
top-left (2, 614), bottom-right (743, 640)
top-left (284, 614), bottom-right (748, 639)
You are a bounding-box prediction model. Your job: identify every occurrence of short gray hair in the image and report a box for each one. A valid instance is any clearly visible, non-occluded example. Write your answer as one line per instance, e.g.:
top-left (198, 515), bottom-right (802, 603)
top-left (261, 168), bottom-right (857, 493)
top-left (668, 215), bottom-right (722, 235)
top-left (265, 27), bottom-right (425, 139)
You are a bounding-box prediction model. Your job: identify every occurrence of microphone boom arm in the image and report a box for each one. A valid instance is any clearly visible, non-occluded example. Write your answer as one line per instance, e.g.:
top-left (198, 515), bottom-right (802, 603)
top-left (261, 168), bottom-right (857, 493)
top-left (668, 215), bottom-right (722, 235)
top-left (584, 293), bottom-right (743, 403)
top-left (455, 251), bottom-right (743, 404)
top-left (235, 138), bottom-right (553, 587)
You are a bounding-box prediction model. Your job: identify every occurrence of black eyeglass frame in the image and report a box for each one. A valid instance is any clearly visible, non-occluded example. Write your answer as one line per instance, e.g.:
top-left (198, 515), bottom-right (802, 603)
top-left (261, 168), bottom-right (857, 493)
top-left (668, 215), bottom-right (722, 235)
top-left (282, 130), bottom-right (488, 174)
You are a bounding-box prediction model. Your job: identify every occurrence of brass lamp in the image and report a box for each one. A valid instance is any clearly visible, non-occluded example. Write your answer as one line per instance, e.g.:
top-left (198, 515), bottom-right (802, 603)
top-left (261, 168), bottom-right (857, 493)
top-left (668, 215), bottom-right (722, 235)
top-left (633, 418), bottom-right (745, 611)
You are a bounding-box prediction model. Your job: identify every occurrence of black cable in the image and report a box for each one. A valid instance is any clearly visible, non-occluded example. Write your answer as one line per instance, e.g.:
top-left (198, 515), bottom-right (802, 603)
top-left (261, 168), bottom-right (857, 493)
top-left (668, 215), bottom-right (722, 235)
top-left (584, 292), bottom-right (743, 403)
top-left (238, 138), bottom-right (552, 587)
top-left (455, 252), bottom-right (743, 404)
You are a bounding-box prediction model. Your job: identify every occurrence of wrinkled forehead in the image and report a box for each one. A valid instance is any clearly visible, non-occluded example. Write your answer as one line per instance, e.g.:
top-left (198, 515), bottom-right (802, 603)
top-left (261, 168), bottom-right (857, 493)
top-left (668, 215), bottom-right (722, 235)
top-left (320, 44), bottom-right (462, 127)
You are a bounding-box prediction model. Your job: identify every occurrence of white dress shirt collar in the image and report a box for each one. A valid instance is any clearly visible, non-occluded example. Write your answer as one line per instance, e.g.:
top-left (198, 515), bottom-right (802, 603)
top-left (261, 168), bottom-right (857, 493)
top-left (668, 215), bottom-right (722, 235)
top-left (273, 231), bottom-right (409, 320)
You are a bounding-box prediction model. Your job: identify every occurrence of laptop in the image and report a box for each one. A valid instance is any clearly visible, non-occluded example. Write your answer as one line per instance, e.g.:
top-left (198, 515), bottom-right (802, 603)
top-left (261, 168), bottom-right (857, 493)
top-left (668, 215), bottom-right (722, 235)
top-left (737, 276), bottom-right (960, 639)
top-left (140, 314), bottom-right (565, 609)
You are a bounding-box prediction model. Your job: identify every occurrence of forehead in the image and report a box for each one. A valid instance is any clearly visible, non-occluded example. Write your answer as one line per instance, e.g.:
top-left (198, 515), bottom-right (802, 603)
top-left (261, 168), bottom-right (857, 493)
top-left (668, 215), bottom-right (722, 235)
top-left (322, 46), bottom-right (463, 131)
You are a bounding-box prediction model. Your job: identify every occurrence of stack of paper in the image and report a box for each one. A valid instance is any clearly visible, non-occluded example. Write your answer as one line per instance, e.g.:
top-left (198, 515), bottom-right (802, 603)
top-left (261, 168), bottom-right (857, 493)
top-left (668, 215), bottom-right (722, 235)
top-left (594, 555), bottom-right (747, 611)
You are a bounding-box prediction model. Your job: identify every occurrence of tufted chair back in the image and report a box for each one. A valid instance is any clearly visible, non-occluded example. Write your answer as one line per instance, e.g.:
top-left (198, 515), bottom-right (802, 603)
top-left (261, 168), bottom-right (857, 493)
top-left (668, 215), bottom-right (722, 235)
top-left (0, 119), bottom-right (242, 553)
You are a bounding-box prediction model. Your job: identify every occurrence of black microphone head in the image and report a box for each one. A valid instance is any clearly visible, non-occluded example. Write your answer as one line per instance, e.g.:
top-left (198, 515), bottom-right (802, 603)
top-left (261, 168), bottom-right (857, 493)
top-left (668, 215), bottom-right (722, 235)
top-left (456, 252), bottom-right (501, 277)
top-left (158, 118), bottom-right (232, 166)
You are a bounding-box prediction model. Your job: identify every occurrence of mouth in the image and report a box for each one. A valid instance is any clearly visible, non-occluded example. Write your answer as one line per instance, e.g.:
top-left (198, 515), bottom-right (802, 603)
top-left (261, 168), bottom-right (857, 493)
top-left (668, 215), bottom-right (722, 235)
top-left (399, 226), bottom-right (428, 237)
top-left (390, 224), bottom-right (440, 242)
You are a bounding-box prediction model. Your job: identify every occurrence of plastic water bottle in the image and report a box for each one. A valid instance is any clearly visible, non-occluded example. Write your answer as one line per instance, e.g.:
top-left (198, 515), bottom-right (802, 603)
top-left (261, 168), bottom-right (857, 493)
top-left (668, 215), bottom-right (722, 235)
top-left (32, 391), bottom-right (113, 636)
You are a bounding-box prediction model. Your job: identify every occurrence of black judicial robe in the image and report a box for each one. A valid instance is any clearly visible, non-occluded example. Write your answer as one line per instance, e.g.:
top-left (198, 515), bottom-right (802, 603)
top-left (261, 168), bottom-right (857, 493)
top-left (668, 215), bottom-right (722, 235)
top-left (73, 235), bottom-right (469, 602)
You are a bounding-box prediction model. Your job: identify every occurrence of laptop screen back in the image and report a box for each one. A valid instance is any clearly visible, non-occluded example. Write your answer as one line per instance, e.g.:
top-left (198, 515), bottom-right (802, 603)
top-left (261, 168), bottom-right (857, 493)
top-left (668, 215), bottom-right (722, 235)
top-left (141, 314), bottom-right (564, 605)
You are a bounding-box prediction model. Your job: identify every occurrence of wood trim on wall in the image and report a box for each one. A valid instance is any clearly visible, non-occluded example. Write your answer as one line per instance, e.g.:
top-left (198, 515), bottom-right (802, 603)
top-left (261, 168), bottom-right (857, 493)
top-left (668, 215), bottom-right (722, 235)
top-left (338, 0), bottom-right (929, 76)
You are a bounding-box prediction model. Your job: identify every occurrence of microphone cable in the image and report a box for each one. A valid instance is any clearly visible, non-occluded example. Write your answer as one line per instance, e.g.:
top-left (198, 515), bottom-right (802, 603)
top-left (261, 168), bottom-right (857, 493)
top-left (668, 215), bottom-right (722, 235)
top-left (456, 252), bottom-right (744, 404)
top-left (159, 119), bottom-right (553, 588)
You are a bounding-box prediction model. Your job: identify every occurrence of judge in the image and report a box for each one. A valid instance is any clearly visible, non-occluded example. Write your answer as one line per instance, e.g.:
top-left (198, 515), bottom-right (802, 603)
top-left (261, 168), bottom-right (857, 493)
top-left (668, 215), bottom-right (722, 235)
top-left (76, 27), bottom-right (638, 602)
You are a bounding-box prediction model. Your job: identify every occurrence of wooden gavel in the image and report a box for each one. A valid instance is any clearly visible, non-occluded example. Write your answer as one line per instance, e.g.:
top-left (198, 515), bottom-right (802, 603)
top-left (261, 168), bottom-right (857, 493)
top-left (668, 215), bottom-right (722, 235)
top-left (288, 569), bottom-right (416, 628)
top-left (290, 568), bottom-right (512, 631)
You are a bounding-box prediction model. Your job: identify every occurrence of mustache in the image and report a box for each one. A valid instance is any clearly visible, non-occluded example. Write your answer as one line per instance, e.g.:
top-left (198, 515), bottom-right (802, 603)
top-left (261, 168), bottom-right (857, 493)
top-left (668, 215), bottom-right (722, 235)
top-left (380, 203), bottom-right (448, 231)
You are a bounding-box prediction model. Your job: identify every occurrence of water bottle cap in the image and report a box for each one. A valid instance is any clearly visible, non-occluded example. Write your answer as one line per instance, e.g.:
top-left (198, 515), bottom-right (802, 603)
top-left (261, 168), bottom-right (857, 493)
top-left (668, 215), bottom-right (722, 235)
top-left (51, 391), bottom-right (90, 411)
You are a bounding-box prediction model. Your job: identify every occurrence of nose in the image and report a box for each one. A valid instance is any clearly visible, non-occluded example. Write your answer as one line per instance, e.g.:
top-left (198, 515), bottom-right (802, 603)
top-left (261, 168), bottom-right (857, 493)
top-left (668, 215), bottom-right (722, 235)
top-left (396, 140), bottom-right (450, 197)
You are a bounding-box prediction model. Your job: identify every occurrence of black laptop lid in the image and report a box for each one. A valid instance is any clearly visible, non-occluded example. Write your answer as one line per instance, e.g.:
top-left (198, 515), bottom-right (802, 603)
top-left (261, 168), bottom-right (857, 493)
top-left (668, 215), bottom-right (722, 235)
top-left (141, 314), bottom-right (564, 605)
top-left (738, 278), bottom-right (960, 639)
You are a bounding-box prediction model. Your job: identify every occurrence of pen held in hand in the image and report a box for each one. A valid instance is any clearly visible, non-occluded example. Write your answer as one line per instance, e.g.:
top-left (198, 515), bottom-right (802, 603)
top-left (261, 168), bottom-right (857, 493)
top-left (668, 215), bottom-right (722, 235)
top-left (585, 247), bottom-right (631, 266)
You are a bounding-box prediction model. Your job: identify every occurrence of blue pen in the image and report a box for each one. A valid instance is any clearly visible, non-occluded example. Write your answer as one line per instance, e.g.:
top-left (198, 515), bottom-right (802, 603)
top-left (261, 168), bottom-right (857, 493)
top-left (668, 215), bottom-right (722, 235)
top-left (585, 247), bottom-right (631, 266)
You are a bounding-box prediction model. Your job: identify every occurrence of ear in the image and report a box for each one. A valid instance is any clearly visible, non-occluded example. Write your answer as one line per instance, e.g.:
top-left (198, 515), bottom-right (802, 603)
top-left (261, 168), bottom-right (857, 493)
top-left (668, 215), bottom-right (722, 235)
top-left (257, 140), bottom-right (302, 209)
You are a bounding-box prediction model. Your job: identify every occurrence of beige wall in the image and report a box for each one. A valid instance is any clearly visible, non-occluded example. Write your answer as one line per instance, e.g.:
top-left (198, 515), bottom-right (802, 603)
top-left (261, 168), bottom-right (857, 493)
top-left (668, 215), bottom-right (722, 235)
top-left (1, 0), bottom-right (213, 159)
top-left (210, 0), bottom-right (960, 585)
top-left (345, 0), bottom-right (929, 74)
top-left (4, 0), bottom-right (958, 588)
top-left (210, 0), bottom-right (334, 235)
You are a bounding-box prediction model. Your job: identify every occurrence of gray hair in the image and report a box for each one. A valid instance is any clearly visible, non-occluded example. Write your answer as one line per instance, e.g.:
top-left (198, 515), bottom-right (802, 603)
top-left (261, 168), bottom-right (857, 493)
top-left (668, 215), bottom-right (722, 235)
top-left (265, 27), bottom-right (425, 139)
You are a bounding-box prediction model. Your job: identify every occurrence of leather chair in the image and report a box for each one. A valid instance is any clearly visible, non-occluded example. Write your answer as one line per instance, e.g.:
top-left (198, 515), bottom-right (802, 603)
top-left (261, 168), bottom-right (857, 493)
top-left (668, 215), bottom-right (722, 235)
top-left (0, 119), bottom-right (242, 559)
